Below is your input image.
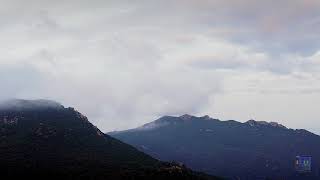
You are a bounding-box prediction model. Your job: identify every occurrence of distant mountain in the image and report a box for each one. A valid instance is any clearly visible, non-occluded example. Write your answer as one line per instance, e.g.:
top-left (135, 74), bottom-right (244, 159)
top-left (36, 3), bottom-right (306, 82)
top-left (0, 100), bottom-right (221, 180)
top-left (110, 114), bottom-right (320, 180)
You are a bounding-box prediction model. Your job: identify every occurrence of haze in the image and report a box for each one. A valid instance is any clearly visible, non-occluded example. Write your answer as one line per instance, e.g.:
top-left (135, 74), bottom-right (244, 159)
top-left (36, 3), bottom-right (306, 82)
top-left (1, 0), bottom-right (320, 133)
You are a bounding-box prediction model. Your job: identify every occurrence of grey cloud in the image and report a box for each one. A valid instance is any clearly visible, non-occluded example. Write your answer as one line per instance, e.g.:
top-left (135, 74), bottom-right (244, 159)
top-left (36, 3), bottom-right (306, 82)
top-left (0, 64), bottom-right (49, 100)
top-left (0, 0), bottom-right (320, 133)
top-left (110, 0), bottom-right (320, 55)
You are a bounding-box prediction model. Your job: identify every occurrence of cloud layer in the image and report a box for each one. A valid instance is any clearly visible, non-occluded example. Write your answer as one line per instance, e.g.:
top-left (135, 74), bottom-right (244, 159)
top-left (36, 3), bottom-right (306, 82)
top-left (1, 0), bottom-right (320, 133)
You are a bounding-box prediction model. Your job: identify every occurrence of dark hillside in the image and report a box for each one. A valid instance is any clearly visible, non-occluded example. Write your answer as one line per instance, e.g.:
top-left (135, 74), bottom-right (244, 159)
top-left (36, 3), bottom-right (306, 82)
top-left (0, 100), bottom-right (221, 180)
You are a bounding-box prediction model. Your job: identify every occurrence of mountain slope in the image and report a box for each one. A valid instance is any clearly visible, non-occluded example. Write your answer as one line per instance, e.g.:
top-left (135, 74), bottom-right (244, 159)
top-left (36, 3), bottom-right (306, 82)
top-left (0, 100), bottom-right (221, 180)
top-left (110, 114), bottom-right (320, 179)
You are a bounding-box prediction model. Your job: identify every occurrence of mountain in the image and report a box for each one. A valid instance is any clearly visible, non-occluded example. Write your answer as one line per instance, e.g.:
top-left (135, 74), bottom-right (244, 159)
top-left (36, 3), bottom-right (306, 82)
top-left (0, 100), bottom-right (221, 180)
top-left (110, 114), bottom-right (320, 180)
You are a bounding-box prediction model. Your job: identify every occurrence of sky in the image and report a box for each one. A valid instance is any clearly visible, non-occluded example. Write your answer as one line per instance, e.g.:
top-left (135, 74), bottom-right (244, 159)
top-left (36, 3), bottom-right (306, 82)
top-left (1, 0), bottom-right (320, 133)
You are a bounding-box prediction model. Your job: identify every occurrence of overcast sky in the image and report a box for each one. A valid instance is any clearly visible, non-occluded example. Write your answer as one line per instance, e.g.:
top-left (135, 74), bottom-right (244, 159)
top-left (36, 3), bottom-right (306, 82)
top-left (1, 0), bottom-right (320, 133)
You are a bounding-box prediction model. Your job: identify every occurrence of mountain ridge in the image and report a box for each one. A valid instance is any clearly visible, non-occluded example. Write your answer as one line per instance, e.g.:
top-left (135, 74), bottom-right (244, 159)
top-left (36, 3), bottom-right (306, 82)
top-left (110, 114), bottom-right (320, 180)
top-left (110, 114), bottom-right (306, 135)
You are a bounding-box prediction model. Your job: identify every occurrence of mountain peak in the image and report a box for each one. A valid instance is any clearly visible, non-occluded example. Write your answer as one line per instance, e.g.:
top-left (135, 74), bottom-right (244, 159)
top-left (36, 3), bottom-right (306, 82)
top-left (246, 119), bottom-right (287, 129)
top-left (179, 114), bottom-right (214, 121)
top-left (0, 99), bottom-right (64, 111)
top-left (179, 114), bottom-right (194, 120)
top-left (201, 115), bottom-right (212, 120)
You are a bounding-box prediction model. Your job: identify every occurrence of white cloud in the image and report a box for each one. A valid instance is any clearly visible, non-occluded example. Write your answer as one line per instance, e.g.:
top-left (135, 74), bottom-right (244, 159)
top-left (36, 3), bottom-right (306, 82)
top-left (0, 0), bottom-right (320, 133)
